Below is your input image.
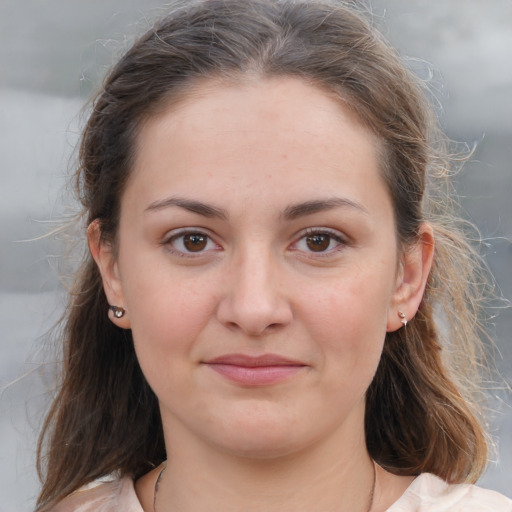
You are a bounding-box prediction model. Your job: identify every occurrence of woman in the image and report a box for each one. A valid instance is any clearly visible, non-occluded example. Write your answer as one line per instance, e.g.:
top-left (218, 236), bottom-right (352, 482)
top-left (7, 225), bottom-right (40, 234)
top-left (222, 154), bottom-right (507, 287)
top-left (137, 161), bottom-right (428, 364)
top-left (36, 1), bottom-right (511, 511)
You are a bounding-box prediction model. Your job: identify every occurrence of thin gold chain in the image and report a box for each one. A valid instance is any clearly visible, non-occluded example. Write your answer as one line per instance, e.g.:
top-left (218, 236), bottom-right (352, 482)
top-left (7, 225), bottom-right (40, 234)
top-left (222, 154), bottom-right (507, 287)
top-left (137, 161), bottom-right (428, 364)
top-left (153, 464), bottom-right (166, 512)
top-left (366, 461), bottom-right (377, 512)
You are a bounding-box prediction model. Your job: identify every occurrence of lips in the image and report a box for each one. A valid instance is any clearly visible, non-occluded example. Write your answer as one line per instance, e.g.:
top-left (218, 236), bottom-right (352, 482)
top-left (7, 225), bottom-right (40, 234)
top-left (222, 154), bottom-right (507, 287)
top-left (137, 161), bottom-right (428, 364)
top-left (202, 354), bottom-right (307, 386)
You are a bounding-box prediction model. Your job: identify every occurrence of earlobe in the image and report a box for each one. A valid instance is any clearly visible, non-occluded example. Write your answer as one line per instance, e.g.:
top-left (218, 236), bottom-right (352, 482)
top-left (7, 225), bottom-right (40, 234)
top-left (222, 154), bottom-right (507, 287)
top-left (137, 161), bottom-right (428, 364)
top-left (387, 223), bottom-right (435, 332)
top-left (87, 220), bottom-right (131, 329)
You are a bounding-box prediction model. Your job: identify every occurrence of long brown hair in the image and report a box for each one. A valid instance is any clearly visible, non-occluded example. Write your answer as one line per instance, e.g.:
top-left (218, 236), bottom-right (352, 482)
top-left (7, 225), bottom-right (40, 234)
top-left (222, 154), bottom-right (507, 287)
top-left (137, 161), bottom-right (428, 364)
top-left (37, 0), bottom-right (491, 508)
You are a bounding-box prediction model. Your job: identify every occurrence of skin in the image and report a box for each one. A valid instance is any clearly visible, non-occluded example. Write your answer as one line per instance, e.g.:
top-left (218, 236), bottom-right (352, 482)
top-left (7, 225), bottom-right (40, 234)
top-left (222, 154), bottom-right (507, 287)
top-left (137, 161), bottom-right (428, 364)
top-left (90, 77), bottom-right (434, 512)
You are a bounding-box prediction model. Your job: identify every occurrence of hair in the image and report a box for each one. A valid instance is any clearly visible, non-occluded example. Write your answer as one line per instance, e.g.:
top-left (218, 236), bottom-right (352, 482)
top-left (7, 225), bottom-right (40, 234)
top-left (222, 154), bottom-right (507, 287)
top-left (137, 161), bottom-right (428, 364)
top-left (37, 0), bottom-right (492, 509)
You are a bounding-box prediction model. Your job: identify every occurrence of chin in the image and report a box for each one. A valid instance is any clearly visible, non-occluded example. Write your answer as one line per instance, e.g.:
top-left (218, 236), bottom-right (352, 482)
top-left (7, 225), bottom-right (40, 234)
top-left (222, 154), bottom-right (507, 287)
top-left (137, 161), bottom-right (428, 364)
top-left (207, 411), bottom-right (322, 460)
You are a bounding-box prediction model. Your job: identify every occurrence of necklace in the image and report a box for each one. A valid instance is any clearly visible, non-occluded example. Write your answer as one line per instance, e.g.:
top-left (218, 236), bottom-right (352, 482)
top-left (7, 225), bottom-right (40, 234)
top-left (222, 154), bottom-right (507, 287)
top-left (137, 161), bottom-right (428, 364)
top-left (153, 463), bottom-right (166, 512)
top-left (366, 461), bottom-right (377, 512)
top-left (153, 461), bottom-right (376, 512)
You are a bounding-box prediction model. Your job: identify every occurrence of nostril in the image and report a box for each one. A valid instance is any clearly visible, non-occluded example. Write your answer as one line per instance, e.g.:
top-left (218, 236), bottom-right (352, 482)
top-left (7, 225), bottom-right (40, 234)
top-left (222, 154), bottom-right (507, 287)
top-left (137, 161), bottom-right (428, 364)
top-left (222, 320), bottom-right (285, 337)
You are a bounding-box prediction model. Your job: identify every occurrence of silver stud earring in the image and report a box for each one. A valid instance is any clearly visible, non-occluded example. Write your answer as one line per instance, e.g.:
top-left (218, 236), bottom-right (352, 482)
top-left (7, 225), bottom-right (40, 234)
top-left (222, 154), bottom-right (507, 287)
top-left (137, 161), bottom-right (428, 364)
top-left (398, 311), bottom-right (407, 327)
top-left (109, 305), bottom-right (126, 319)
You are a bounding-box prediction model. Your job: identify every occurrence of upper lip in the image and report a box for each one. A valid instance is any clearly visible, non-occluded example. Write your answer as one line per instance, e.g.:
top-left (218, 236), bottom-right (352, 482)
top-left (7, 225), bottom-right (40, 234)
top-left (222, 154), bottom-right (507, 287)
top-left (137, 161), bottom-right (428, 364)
top-left (202, 354), bottom-right (306, 367)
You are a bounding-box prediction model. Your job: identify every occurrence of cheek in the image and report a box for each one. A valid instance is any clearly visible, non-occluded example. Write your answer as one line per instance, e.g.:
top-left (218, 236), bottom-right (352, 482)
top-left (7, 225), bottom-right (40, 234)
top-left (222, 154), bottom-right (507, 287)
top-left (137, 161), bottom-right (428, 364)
top-left (120, 265), bottom-right (219, 383)
top-left (304, 269), bottom-right (391, 334)
top-left (298, 266), bottom-right (391, 370)
top-left (130, 285), bottom-right (213, 341)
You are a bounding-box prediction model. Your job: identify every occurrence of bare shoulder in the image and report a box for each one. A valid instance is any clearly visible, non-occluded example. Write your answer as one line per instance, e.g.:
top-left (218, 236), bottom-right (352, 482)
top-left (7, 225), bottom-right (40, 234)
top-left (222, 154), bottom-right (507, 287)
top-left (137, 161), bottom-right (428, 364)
top-left (51, 476), bottom-right (142, 512)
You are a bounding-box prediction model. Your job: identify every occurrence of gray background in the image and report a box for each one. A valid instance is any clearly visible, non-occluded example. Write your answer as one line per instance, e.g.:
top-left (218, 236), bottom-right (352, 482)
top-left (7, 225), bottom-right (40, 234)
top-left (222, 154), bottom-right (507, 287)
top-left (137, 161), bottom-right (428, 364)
top-left (1, 1), bottom-right (511, 510)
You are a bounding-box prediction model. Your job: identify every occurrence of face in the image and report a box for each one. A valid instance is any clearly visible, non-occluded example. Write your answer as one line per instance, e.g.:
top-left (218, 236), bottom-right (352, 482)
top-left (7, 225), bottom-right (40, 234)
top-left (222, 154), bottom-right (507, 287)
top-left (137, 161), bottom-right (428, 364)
top-left (94, 77), bottom-right (426, 459)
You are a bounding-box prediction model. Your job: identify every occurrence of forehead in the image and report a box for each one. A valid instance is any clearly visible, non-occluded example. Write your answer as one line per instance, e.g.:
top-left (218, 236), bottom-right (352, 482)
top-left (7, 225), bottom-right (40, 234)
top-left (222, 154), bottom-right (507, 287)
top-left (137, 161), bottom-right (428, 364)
top-left (127, 76), bottom-right (389, 214)
top-left (144, 76), bottom-right (379, 149)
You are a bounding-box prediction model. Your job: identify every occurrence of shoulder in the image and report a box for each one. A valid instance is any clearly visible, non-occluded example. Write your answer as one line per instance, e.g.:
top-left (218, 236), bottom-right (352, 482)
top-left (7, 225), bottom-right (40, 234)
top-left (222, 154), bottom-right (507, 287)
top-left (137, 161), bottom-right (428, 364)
top-left (50, 476), bottom-right (143, 512)
top-left (388, 473), bottom-right (512, 512)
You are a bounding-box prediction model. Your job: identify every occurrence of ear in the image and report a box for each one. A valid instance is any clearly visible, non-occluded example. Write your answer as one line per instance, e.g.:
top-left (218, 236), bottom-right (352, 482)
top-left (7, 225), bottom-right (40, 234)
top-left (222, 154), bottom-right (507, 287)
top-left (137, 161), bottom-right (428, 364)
top-left (387, 223), bottom-right (434, 332)
top-left (87, 220), bottom-right (131, 329)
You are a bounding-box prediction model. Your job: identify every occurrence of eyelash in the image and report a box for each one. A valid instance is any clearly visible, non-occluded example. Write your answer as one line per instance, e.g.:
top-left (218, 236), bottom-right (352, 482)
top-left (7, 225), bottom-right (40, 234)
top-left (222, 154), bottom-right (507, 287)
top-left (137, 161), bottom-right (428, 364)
top-left (162, 227), bottom-right (349, 258)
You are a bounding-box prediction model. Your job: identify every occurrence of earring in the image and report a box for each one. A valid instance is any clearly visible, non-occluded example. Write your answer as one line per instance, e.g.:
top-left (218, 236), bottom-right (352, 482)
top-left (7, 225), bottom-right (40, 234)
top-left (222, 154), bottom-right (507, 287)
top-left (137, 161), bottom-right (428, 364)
top-left (109, 305), bottom-right (126, 319)
top-left (398, 311), bottom-right (407, 327)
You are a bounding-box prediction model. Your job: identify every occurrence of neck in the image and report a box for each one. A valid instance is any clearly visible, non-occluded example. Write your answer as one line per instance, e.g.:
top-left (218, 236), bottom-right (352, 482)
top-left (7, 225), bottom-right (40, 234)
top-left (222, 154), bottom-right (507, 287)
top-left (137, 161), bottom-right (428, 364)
top-left (155, 413), bottom-right (376, 512)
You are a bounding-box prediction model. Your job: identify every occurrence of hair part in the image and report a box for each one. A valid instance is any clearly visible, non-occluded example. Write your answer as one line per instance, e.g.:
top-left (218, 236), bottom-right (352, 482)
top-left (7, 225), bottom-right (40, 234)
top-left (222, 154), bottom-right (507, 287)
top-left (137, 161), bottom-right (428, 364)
top-left (37, 1), bottom-right (490, 509)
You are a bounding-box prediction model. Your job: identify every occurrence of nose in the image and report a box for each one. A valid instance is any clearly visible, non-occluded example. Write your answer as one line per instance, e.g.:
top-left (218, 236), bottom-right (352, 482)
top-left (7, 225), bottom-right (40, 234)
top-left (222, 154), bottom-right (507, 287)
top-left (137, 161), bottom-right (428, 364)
top-left (216, 249), bottom-right (293, 337)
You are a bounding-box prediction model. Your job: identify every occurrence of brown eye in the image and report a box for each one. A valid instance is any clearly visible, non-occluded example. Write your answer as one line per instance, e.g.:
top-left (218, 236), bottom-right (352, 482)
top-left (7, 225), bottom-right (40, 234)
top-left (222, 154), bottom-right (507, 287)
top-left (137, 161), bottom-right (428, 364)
top-left (183, 233), bottom-right (208, 252)
top-left (166, 230), bottom-right (219, 257)
top-left (292, 229), bottom-right (347, 256)
top-left (306, 234), bottom-right (331, 252)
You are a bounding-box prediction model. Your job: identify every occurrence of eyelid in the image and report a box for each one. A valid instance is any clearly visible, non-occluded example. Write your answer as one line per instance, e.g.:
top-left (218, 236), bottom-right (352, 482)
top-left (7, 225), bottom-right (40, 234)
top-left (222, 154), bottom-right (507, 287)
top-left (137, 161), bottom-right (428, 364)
top-left (302, 227), bottom-right (349, 242)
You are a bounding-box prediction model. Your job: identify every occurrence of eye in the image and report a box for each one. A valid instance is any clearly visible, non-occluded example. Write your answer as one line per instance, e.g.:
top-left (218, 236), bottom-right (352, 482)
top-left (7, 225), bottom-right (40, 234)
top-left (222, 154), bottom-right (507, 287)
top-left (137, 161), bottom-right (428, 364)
top-left (164, 230), bottom-right (220, 255)
top-left (292, 229), bottom-right (347, 254)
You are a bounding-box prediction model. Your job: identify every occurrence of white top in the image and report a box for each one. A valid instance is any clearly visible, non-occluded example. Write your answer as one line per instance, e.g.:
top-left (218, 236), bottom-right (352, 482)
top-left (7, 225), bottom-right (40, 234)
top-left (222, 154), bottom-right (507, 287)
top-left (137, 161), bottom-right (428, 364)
top-left (52, 473), bottom-right (512, 511)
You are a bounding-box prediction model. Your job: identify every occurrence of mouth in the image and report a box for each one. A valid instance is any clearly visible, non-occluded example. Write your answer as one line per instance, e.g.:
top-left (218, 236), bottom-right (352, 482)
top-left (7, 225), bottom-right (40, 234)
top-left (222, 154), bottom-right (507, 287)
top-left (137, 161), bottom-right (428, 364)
top-left (202, 354), bottom-right (308, 386)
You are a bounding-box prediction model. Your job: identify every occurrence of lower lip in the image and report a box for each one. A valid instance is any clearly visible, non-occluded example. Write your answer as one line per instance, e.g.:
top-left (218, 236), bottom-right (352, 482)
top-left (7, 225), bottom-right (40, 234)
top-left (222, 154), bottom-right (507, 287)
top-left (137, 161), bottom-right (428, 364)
top-left (205, 364), bottom-right (305, 386)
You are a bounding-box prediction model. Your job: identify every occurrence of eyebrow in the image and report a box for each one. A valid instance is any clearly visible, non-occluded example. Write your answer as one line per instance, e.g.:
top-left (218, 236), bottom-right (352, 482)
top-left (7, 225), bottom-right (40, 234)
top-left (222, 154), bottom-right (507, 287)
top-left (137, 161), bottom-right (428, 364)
top-left (144, 196), bottom-right (368, 221)
top-left (145, 196), bottom-right (228, 220)
top-left (281, 198), bottom-right (369, 220)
